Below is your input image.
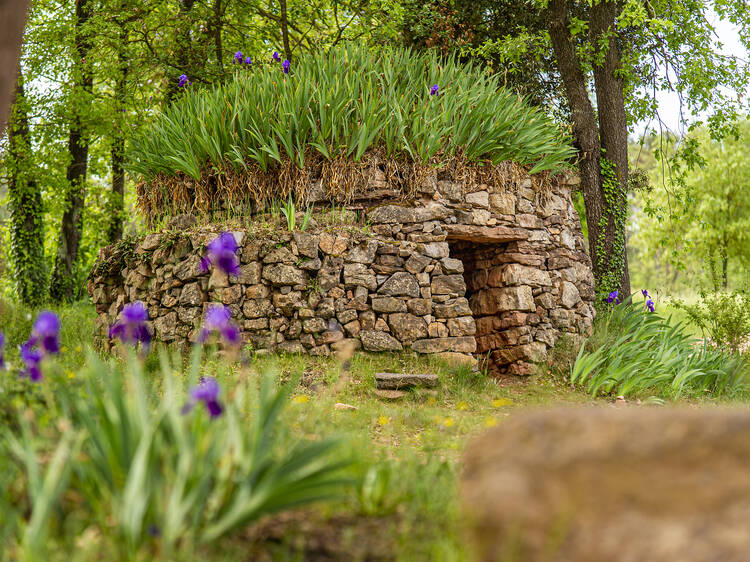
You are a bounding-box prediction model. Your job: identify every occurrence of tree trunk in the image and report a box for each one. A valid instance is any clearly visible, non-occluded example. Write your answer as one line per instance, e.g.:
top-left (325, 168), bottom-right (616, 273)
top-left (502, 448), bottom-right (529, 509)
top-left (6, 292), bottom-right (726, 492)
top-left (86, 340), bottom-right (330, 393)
top-left (109, 24), bottom-right (127, 243)
top-left (0, 0), bottom-right (30, 137)
top-left (49, 0), bottom-right (93, 302)
top-left (109, 133), bottom-right (125, 243)
top-left (166, 0), bottom-right (196, 101)
top-left (546, 0), bottom-right (631, 299)
top-left (590, 0), bottom-right (631, 296)
top-left (212, 0), bottom-right (224, 76)
top-left (7, 70), bottom-right (46, 305)
top-left (280, 0), bottom-right (292, 62)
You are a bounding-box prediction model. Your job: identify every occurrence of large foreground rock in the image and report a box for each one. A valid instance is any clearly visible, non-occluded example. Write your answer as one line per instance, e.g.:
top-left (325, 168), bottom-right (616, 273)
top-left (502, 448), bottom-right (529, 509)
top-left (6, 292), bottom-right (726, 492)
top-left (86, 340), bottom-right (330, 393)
top-left (461, 407), bottom-right (750, 562)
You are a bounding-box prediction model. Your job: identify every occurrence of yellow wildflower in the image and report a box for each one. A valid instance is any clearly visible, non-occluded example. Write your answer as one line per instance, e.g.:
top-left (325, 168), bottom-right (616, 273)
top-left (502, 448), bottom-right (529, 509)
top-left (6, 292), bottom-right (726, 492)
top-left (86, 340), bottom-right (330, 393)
top-left (292, 395), bottom-right (310, 404)
top-left (457, 401), bottom-right (468, 411)
top-left (492, 398), bottom-right (513, 408)
top-left (442, 417), bottom-right (454, 427)
top-left (377, 415), bottom-right (390, 426)
top-left (485, 417), bottom-right (498, 428)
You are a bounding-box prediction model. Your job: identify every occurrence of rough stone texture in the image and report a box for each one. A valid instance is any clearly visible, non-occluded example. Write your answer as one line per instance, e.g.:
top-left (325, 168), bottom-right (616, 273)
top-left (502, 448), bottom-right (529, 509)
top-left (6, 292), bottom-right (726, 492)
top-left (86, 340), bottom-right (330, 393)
top-left (374, 372), bottom-right (439, 389)
top-left (462, 407), bottom-right (750, 562)
top-left (88, 168), bottom-right (594, 375)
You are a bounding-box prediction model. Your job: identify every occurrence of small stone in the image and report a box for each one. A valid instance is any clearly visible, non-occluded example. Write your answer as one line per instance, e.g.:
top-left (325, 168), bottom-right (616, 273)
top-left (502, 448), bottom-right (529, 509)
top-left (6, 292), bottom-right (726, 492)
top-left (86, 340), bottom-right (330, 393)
top-left (407, 298), bottom-right (431, 316)
top-left (207, 268), bottom-right (229, 290)
top-left (319, 233), bottom-right (348, 255)
top-left (262, 264), bottom-right (308, 286)
top-left (179, 282), bottom-right (204, 306)
top-left (433, 297), bottom-right (472, 318)
top-left (237, 262), bottom-right (262, 284)
top-left (405, 254), bottom-right (431, 274)
top-left (412, 337), bottom-right (477, 354)
top-left (466, 190), bottom-right (489, 208)
top-left (334, 403), bottom-right (358, 411)
top-left (378, 272), bottom-right (420, 298)
top-left (293, 231), bottom-right (320, 258)
top-left (372, 296), bottom-right (407, 313)
top-left (374, 389), bottom-right (408, 400)
top-left (343, 263), bottom-right (377, 290)
top-left (346, 240), bottom-right (379, 264)
top-left (440, 257), bottom-right (464, 274)
top-left (422, 242), bottom-right (449, 259)
top-left (447, 316), bottom-right (477, 337)
top-left (374, 372), bottom-right (439, 389)
top-left (303, 317), bottom-right (328, 333)
top-left (431, 275), bottom-right (466, 295)
top-left (360, 330), bottom-right (403, 352)
top-left (277, 340), bottom-right (303, 354)
top-left (388, 313), bottom-right (428, 341)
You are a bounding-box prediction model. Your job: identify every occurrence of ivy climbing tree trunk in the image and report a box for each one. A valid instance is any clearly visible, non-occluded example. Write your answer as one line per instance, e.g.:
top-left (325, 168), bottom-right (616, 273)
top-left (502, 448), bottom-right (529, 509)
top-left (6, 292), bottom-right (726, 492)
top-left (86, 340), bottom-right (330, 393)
top-left (546, 0), bottom-right (631, 298)
top-left (49, 0), bottom-right (93, 302)
top-left (590, 0), bottom-right (630, 295)
top-left (7, 70), bottom-right (46, 305)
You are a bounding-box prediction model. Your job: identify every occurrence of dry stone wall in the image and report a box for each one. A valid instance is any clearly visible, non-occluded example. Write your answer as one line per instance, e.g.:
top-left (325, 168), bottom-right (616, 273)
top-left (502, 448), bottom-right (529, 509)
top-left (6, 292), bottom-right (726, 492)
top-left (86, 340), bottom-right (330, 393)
top-left (89, 168), bottom-right (595, 375)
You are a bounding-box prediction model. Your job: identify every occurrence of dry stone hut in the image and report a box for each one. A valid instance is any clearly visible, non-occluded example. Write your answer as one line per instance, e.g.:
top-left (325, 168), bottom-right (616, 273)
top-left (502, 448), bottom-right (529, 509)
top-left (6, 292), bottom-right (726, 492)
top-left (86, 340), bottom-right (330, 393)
top-left (88, 46), bottom-right (595, 375)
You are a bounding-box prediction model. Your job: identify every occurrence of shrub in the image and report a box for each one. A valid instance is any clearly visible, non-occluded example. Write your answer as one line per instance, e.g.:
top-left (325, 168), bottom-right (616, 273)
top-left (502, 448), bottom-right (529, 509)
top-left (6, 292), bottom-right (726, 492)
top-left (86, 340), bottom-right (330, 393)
top-left (673, 290), bottom-right (750, 354)
top-left (571, 300), bottom-right (748, 399)
top-left (0, 348), bottom-right (350, 559)
top-left (129, 44), bottom-right (574, 218)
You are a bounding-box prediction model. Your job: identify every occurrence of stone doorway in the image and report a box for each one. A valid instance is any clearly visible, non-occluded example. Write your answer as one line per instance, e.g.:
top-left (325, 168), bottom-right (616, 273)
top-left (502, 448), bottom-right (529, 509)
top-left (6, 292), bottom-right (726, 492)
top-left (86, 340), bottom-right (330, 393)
top-left (448, 238), bottom-right (539, 376)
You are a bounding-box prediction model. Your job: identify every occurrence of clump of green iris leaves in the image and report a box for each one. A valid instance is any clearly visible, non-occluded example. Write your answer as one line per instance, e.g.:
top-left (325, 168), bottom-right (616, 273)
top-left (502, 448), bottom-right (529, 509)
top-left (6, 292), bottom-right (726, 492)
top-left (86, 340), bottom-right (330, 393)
top-left (128, 44), bottom-right (575, 181)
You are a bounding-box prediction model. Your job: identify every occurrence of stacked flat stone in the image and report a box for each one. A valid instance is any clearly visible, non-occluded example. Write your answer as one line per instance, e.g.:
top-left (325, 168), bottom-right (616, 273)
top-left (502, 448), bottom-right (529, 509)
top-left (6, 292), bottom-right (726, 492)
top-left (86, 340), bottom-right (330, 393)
top-left (88, 167), bottom-right (595, 375)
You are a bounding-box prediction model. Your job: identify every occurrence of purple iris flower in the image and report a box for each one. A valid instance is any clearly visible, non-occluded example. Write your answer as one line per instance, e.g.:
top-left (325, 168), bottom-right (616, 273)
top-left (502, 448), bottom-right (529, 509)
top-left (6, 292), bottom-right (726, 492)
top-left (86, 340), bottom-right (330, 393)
top-left (646, 298), bottom-right (655, 313)
top-left (429, 84), bottom-right (439, 96)
top-left (178, 74), bottom-right (190, 87)
top-left (29, 311), bottom-right (61, 355)
top-left (0, 331), bottom-right (5, 370)
top-left (201, 232), bottom-right (240, 276)
top-left (272, 51), bottom-right (281, 62)
top-left (282, 59), bottom-right (290, 74)
top-left (605, 290), bottom-right (620, 304)
top-left (109, 301), bottom-right (151, 348)
top-left (245, 56), bottom-right (252, 65)
top-left (641, 289), bottom-right (649, 298)
top-left (233, 51), bottom-right (243, 64)
top-left (199, 304), bottom-right (240, 346)
top-left (182, 377), bottom-right (224, 419)
top-left (20, 341), bottom-right (43, 382)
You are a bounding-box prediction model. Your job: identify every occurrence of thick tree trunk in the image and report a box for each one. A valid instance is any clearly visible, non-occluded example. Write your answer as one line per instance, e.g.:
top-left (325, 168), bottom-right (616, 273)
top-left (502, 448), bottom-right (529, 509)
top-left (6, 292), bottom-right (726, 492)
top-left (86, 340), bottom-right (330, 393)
top-left (7, 71), bottom-right (46, 304)
top-left (546, 0), bottom-right (631, 298)
top-left (590, 0), bottom-right (631, 296)
top-left (280, 0), bottom-right (292, 62)
top-left (546, 0), bottom-right (604, 274)
top-left (49, 0), bottom-right (93, 302)
top-left (0, 0), bottom-right (30, 136)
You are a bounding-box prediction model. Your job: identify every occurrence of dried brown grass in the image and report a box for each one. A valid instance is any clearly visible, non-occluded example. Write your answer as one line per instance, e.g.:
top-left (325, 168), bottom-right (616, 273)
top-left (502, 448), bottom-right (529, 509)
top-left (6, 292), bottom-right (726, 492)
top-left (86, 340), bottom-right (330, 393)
top-left (136, 151), bottom-right (561, 225)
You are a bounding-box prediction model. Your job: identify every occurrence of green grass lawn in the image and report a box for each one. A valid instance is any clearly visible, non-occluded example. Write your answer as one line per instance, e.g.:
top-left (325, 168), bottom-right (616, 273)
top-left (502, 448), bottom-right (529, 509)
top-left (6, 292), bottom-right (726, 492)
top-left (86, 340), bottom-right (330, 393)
top-left (3, 299), bottom-right (747, 561)
top-left (0, 300), bottom-right (603, 561)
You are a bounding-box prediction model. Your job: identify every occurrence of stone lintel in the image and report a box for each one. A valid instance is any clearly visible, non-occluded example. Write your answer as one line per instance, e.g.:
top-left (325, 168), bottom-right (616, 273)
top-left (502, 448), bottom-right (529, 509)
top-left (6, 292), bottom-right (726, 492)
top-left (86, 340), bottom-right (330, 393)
top-left (445, 224), bottom-right (528, 243)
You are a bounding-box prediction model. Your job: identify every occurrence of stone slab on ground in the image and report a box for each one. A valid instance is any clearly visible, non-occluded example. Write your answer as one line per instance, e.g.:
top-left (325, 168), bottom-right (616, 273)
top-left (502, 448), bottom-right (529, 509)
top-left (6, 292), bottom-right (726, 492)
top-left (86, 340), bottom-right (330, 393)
top-left (374, 372), bottom-right (439, 390)
top-left (461, 407), bottom-right (750, 562)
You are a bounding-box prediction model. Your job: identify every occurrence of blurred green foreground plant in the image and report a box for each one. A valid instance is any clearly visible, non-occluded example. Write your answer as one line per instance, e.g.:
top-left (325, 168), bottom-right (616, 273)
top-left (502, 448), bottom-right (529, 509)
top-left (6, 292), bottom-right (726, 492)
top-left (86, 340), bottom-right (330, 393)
top-left (571, 299), bottom-right (748, 399)
top-left (0, 348), bottom-right (350, 560)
